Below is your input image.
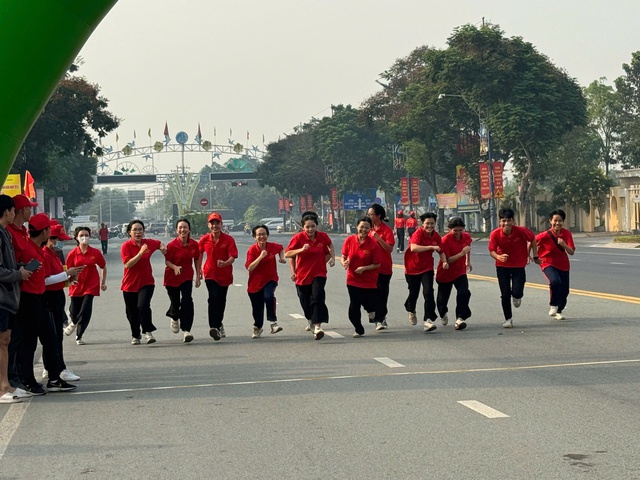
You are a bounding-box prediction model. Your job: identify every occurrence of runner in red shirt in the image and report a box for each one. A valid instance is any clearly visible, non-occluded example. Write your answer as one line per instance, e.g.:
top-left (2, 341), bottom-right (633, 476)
top-left (198, 212), bottom-right (238, 341)
top-left (121, 220), bottom-right (167, 345)
top-left (405, 211), bottom-right (418, 243)
top-left (367, 204), bottom-right (395, 331)
top-left (394, 210), bottom-right (407, 253)
top-left (436, 216), bottom-right (473, 331)
top-left (245, 224), bottom-right (285, 339)
top-left (164, 219), bottom-right (201, 343)
top-left (98, 223), bottom-right (109, 255)
top-left (489, 208), bottom-right (540, 328)
top-left (403, 212), bottom-right (448, 332)
top-left (65, 226), bottom-right (107, 344)
top-left (535, 209), bottom-right (575, 320)
top-left (285, 212), bottom-right (335, 340)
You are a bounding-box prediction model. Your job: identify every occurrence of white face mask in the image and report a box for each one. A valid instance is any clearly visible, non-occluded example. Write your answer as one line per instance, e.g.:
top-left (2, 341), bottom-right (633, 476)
top-left (78, 236), bottom-right (89, 245)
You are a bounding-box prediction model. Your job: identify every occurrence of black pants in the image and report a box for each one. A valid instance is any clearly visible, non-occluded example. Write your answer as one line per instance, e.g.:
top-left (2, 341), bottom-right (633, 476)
top-left (374, 273), bottom-right (392, 323)
top-left (404, 270), bottom-right (437, 321)
top-left (396, 229), bottom-right (405, 252)
top-left (407, 228), bottom-right (416, 241)
top-left (43, 290), bottom-right (67, 370)
top-left (166, 281), bottom-right (194, 332)
top-left (347, 285), bottom-right (376, 333)
top-left (205, 279), bottom-right (228, 329)
top-left (101, 239), bottom-right (108, 254)
top-left (295, 276), bottom-right (329, 325)
top-left (436, 275), bottom-right (471, 321)
top-left (542, 266), bottom-right (570, 313)
top-left (496, 267), bottom-right (526, 320)
top-left (123, 285), bottom-right (156, 338)
top-left (248, 280), bottom-right (277, 329)
top-left (69, 295), bottom-right (95, 340)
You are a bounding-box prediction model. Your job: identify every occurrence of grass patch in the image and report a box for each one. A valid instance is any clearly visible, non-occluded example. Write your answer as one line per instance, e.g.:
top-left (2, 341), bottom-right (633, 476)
top-left (613, 235), bottom-right (640, 243)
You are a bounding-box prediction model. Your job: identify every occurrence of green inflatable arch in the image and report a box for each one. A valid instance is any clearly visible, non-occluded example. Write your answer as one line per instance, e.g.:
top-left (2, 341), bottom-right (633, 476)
top-left (0, 0), bottom-right (118, 186)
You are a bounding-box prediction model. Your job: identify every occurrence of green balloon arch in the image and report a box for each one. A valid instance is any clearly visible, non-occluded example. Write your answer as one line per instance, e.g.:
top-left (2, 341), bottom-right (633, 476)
top-left (0, 0), bottom-right (118, 186)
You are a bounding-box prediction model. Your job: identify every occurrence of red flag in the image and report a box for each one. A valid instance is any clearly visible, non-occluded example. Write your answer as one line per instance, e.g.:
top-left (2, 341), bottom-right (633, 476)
top-left (163, 122), bottom-right (169, 136)
top-left (24, 170), bottom-right (36, 199)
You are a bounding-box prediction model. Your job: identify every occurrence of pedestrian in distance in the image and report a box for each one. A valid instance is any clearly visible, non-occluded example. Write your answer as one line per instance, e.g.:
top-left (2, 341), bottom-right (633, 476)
top-left (404, 212), bottom-right (448, 333)
top-left (340, 216), bottom-right (382, 337)
top-left (285, 212), bottom-right (335, 340)
top-left (488, 208), bottom-right (540, 328)
top-left (98, 223), bottom-right (109, 255)
top-left (245, 224), bottom-right (286, 339)
top-left (121, 220), bottom-right (167, 345)
top-left (366, 204), bottom-right (394, 331)
top-left (65, 226), bottom-right (108, 345)
top-left (164, 219), bottom-right (201, 343)
top-left (406, 211), bottom-right (418, 242)
top-left (436, 216), bottom-right (473, 331)
top-left (535, 209), bottom-right (575, 321)
top-left (198, 212), bottom-right (238, 341)
top-left (394, 210), bottom-right (406, 253)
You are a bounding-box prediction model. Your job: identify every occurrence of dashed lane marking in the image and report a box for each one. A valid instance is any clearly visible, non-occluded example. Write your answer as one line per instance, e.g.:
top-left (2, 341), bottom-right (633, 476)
top-left (458, 400), bottom-right (509, 418)
top-left (326, 331), bottom-right (344, 338)
top-left (374, 357), bottom-right (405, 368)
top-left (289, 314), bottom-right (306, 319)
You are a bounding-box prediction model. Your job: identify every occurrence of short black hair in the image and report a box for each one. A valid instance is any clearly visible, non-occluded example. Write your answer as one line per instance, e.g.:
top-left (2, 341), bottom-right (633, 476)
top-left (420, 212), bottom-right (437, 222)
top-left (252, 224), bottom-right (270, 237)
top-left (549, 209), bottom-right (566, 221)
top-left (127, 220), bottom-right (145, 233)
top-left (448, 216), bottom-right (465, 229)
top-left (356, 216), bottom-right (373, 227)
top-left (0, 194), bottom-right (14, 217)
top-left (498, 208), bottom-right (515, 220)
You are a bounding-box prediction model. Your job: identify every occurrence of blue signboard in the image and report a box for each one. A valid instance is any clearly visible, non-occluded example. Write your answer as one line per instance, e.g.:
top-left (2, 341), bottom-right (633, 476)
top-left (343, 189), bottom-right (376, 210)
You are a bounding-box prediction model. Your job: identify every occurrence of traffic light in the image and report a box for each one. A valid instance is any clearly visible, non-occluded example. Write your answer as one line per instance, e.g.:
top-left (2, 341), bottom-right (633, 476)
top-left (231, 181), bottom-right (248, 187)
top-left (289, 200), bottom-right (294, 208)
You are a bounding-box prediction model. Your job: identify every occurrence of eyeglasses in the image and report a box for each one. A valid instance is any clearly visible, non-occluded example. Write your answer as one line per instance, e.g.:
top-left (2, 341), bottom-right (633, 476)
top-left (130, 228), bottom-right (144, 232)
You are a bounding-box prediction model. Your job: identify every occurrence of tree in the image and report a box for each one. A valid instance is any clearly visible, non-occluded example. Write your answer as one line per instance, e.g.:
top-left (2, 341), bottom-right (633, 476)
top-left (615, 51), bottom-right (640, 168)
top-left (75, 188), bottom-right (137, 225)
top-left (584, 78), bottom-right (623, 174)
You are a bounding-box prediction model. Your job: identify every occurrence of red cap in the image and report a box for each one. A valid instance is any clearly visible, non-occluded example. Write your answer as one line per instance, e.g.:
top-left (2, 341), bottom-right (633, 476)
top-left (14, 194), bottom-right (38, 209)
top-left (29, 213), bottom-right (54, 231)
top-left (50, 224), bottom-right (72, 241)
top-left (397, 210), bottom-right (403, 215)
top-left (207, 212), bottom-right (222, 223)
top-left (409, 211), bottom-right (415, 216)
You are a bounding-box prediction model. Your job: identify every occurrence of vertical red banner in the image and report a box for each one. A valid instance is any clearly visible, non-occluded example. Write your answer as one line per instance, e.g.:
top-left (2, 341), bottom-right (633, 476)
top-left (493, 162), bottom-right (504, 198)
top-left (410, 177), bottom-right (420, 205)
top-left (307, 194), bottom-right (313, 211)
top-left (278, 198), bottom-right (284, 214)
top-left (299, 196), bottom-right (307, 212)
top-left (400, 177), bottom-right (409, 205)
top-left (284, 198), bottom-right (291, 213)
top-left (330, 187), bottom-right (338, 210)
top-left (479, 163), bottom-right (491, 199)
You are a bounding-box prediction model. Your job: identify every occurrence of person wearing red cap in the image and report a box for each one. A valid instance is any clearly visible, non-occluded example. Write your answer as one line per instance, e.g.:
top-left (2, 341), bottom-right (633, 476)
top-left (394, 210), bottom-right (406, 253)
top-left (65, 226), bottom-right (107, 344)
top-left (198, 212), bottom-right (238, 341)
top-left (406, 211), bottom-right (418, 241)
top-left (121, 220), bottom-right (167, 345)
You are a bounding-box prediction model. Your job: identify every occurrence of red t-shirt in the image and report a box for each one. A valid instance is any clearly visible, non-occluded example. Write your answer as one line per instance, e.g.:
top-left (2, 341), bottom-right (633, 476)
top-left (245, 242), bottom-right (283, 293)
top-left (13, 238), bottom-right (46, 294)
top-left (43, 246), bottom-right (65, 291)
top-left (6, 223), bottom-right (29, 258)
top-left (535, 228), bottom-right (574, 271)
top-left (99, 227), bottom-right (109, 241)
top-left (436, 232), bottom-right (472, 283)
top-left (66, 246), bottom-right (106, 297)
top-left (286, 231), bottom-right (332, 286)
top-left (120, 238), bottom-right (162, 292)
top-left (404, 229), bottom-right (442, 275)
top-left (369, 221), bottom-right (394, 275)
top-left (198, 232), bottom-right (238, 286)
top-left (406, 217), bottom-right (418, 229)
top-left (488, 225), bottom-right (535, 268)
top-left (164, 237), bottom-right (200, 288)
top-left (394, 217), bottom-right (406, 230)
top-left (341, 234), bottom-right (382, 289)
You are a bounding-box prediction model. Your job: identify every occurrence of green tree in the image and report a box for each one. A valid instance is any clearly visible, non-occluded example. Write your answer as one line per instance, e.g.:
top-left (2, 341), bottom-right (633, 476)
top-left (75, 188), bottom-right (137, 225)
top-left (614, 51), bottom-right (640, 168)
top-left (584, 78), bottom-right (623, 174)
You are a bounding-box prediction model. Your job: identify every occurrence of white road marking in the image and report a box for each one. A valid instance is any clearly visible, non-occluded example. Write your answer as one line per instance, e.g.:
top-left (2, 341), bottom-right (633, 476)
top-left (610, 262), bottom-right (625, 265)
top-left (0, 401), bottom-right (31, 460)
top-left (233, 283), bottom-right (243, 287)
top-left (458, 400), bottom-right (509, 418)
top-left (374, 357), bottom-right (405, 368)
top-left (325, 331), bottom-right (344, 338)
top-left (289, 314), bottom-right (306, 319)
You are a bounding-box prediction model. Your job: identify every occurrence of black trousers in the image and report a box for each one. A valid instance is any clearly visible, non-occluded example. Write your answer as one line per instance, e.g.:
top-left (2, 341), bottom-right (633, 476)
top-left (436, 275), bottom-right (471, 321)
top-left (166, 281), bottom-right (194, 332)
top-left (374, 273), bottom-right (392, 323)
top-left (496, 267), bottom-right (526, 320)
top-left (69, 295), bottom-right (95, 340)
top-left (347, 285), bottom-right (377, 332)
top-left (123, 285), bottom-right (156, 338)
top-left (542, 266), bottom-right (570, 313)
top-left (101, 239), bottom-right (108, 254)
top-left (43, 290), bottom-right (67, 370)
top-left (396, 229), bottom-right (405, 252)
top-left (248, 280), bottom-right (277, 329)
top-left (295, 276), bottom-right (329, 324)
top-left (205, 279), bottom-right (228, 329)
top-left (404, 270), bottom-right (437, 322)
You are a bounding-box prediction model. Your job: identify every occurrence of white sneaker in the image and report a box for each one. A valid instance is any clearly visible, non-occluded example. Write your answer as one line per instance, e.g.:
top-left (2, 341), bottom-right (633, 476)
top-left (513, 297), bottom-right (522, 308)
top-left (131, 337), bottom-right (141, 345)
top-left (441, 314), bottom-right (449, 326)
top-left (64, 323), bottom-right (76, 336)
top-left (60, 369), bottom-right (81, 382)
top-left (352, 331), bottom-right (363, 338)
top-left (144, 332), bottom-right (156, 344)
top-left (554, 312), bottom-right (565, 320)
top-left (313, 324), bottom-right (324, 340)
top-left (454, 318), bottom-right (467, 330)
top-left (76, 338), bottom-right (85, 345)
top-left (375, 322), bottom-right (385, 331)
top-left (183, 331), bottom-right (194, 343)
top-left (0, 392), bottom-right (21, 404)
top-left (503, 319), bottom-right (513, 328)
top-left (252, 326), bottom-right (263, 339)
top-left (170, 319), bottom-right (179, 334)
top-left (270, 322), bottom-right (283, 334)
top-left (423, 321), bottom-right (437, 332)
top-left (408, 312), bottom-right (417, 325)
top-left (11, 388), bottom-right (32, 398)
top-left (220, 325), bottom-right (226, 338)
top-left (42, 369), bottom-right (48, 380)
top-left (305, 320), bottom-right (312, 332)
top-left (548, 306), bottom-right (558, 316)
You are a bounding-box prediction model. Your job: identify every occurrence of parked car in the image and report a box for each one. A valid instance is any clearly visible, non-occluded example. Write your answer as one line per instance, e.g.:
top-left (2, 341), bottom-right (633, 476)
top-left (147, 222), bottom-right (166, 235)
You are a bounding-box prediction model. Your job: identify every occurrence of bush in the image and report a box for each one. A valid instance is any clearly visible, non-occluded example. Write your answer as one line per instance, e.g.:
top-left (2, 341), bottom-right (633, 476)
top-left (613, 235), bottom-right (640, 243)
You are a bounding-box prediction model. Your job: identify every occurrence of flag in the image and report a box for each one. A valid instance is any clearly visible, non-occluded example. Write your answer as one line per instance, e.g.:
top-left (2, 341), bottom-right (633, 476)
top-left (133, 130), bottom-right (137, 139)
top-left (147, 128), bottom-right (152, 138)
top-left (195, 123), bottom-right (202, 144)
top-left (24, 170), bottom-right (36, 199)
top-left (115, 133), bottom-right (119, 143)
top-left (164, 122), bottom-right (170, 144)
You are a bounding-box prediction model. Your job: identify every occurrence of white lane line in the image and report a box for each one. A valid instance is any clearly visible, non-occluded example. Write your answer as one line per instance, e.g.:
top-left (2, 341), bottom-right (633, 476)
top-left (325, 331), bottom-right (344, 338)
top-left (610, 262), bottom-right (625, 265)
top-left (0, 401), bottom-right (31, 460)
top-left (233, 283), bottom-right (243, 287)
top-left (374, 357), bottom-right (405, 368)
top-left (458, 400), bottom-right (509, 418)
top-left (289, 314), bottom-right (306, 319)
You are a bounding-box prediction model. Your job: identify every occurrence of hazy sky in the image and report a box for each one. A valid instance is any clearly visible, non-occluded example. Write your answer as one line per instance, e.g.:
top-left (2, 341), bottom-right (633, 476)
top-left (78, 0), bottom-right (640, 175)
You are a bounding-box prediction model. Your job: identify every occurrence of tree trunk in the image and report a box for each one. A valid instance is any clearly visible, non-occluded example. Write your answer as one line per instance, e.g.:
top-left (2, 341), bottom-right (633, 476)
top-left (517, 154), bottom-right (536, 229)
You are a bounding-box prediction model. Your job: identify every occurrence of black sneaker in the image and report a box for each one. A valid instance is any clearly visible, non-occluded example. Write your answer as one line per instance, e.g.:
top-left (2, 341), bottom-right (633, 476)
top-left (24, 383), bottom-right (47, 396)
top-left (46, 378), bottom-right (77, 392)
top-left (209, 328), bottom-right (221, 341)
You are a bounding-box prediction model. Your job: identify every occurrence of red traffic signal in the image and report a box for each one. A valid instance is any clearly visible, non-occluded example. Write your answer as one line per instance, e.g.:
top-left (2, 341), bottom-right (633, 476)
top-left (288, 201), bottom-right (294, 208)
top-left (231, 181), bottom-right (248, 187)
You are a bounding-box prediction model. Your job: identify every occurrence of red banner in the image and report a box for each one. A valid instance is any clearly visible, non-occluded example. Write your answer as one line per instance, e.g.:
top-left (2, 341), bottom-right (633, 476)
top-left (278, 198), bottom-right (284, 214)
top-left (330, 187), bottom-right (338, 210)
top-left (284, 198), bottom-right (291, 213)
top-left (493, 162), bottom-right (504, 198)
top-left (410, 177), bottom-right (420, 205)
top-left (307, 194), bottom-right (313, 211)
top-left (299, 195), bottom-right (307, 212)
top-left (400, 177), bottom-right (409, 205)
top-left (479, 163), bottom-right (491, 199)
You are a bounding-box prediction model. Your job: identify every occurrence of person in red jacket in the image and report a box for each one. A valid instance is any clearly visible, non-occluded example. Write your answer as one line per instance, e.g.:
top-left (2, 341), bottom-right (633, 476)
top-left (198, 212), bottom-right (238, 341)
top-left (245, 224), bottom-right (285, 339)
top-left (436, 216), bottom-right (472, 331)
top-left (366, 204), bottom-right (394, 331)
top-left (121, 220), bottom-right (167, 345)
top-left (65, 226), bottom-right (107, 344)
top-left (394, 210), bottom-right (407, 253)
top-left (488, 208), bottom-right (540, 328)
top-left (164, 219), bottom-right (201, 343)
top-left (535, 209), bottom-right (575, 320)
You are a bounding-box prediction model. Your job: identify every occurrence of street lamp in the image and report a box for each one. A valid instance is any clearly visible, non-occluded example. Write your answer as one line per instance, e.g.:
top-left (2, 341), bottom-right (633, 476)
top-left (438, 93), bottom-right (497, 230)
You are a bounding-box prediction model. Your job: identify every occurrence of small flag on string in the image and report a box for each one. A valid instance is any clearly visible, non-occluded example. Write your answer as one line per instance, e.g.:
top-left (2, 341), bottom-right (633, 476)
top-left (164, 122), bottom-right (170, 145)
top-left (195, 123), bottom-right (202, 144)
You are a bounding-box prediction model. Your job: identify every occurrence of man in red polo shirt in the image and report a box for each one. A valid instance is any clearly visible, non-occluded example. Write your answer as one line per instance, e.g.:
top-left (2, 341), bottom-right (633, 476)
top-left (394, 210), bottom-right (406, 253)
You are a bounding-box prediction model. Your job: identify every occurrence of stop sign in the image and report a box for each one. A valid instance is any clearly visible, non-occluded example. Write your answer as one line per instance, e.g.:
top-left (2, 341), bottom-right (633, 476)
top-left (200, 198), bottom-right (208, 207)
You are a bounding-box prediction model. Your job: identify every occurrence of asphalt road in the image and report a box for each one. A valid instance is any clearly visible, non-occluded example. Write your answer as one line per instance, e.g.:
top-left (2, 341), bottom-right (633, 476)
top-left (1, 233), bottom-right (639, 479)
